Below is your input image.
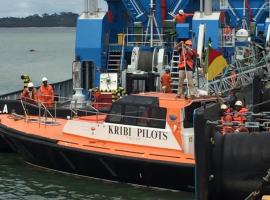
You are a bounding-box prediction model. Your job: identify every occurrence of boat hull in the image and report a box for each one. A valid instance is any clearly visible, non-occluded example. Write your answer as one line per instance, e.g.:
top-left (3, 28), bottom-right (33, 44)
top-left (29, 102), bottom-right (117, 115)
top-left (0, 131), bottom-right (13, 152)
top-left (0, 124), bottom-right (195, 191)
top-left (0, 99), bottom-right (105, 153)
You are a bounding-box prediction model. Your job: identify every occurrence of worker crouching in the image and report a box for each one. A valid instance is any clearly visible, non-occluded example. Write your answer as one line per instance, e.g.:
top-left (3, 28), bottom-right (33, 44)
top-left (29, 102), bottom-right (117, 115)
top-left (21, 82), bottom-right (38, 105)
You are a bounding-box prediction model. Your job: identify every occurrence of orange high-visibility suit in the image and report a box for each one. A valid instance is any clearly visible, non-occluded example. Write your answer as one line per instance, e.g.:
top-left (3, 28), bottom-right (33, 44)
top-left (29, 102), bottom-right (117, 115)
top-left (21, 88), bottom-right (38, 104)
top-left (174, 13), bottom-right (194, 23)
top-left (233, 107), bottom-right (248, 123)
top-left (233, 107), bottom-right (249, 132)
top-left (178, 48), bottom-right (197, 70)
top-left (161, 73), bottom-right (172, 93)
top-left (221, 114), bottom-right (234, 134)
top-left (39, 85), bottom-right (54, 107)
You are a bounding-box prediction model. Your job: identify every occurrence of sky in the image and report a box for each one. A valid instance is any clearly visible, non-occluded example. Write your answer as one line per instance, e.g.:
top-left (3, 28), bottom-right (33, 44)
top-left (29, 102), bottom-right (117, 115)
top-left (0, 0), bottom-right (107, 18)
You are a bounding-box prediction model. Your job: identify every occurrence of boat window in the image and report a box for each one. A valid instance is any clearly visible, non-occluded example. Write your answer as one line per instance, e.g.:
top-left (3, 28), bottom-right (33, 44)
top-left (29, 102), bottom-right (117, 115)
top-left (183, 102), bottom-right (202, 128)
top-left (123, 105), bottom-right (138, 125)
top-left (137, 106), bottom-right (149, 126)
top-left (106, 96), bottom-right (167, 129)
top-left (81, 61), bottom-right (94, 90)
top-left (106, 104), bottom-right (122, 123)
top-left (149, 107), bottom-right (166, 129)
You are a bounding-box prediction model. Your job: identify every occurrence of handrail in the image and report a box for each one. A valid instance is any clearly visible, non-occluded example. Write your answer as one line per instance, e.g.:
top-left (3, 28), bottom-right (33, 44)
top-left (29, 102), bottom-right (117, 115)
top-left (20, 99), bottom-right (29, 121)
top-left (19, 96), bottom-right (55, 125)
top-left (126, 33), bottom-right (172, 46)
top-left (120, 34), bottom-right (126, 74)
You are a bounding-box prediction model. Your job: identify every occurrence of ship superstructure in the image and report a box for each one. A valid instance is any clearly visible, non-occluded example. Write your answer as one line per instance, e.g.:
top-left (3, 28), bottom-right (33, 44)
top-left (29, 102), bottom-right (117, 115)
top-left (74, 0), bottom-right (270, 95)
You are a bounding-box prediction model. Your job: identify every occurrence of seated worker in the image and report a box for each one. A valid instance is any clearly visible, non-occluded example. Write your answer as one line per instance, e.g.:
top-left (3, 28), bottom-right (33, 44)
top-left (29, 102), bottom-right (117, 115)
top-left (21, 82), bottom-right (37, 104)
top-left (220, 104), bottom-right (234, 134)
top-left (161, 66), bottom-right (172, 93)
top-left (38, 77), bottom-right (54, 107)
top-left (21, 74), bottom-right (31, 89)
top-left (174, 9), bottom-right (194, 24)
top-left (233, 100), bottom-right (249, 132)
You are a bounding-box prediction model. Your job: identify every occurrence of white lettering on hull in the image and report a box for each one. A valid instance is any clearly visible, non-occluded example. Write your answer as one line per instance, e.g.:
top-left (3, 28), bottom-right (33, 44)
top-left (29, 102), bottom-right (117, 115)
top-left (63, 121), bottom-right (182, 150)
top-left (0, 104), bottom-right (8, 114)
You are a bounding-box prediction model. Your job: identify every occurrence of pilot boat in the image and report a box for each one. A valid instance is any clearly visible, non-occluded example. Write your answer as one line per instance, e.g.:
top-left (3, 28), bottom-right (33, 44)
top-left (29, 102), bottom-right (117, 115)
top-left (0, 93), bottom-right (216, 191)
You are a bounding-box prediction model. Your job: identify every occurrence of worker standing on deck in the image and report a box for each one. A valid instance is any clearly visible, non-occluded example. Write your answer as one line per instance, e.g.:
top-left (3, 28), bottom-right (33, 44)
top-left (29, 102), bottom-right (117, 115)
top-left (174, 9), bottom-right (194, 24)
top-left (38, 77), bottom-right (54, 107)
top-left (161, 66), bottom-right (172, 93)
top-left (21, 82), bottom-right (37, 104)
top-left (175, 40), bottom-right (198, 98)
top-left (21, 74), bottom-right (31, 89)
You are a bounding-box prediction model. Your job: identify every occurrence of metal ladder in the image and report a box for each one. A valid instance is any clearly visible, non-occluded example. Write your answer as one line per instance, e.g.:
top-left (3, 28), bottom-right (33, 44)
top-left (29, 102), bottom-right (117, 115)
top-left (107, 50), bottom-right (121, 73)
top-left (170, 50), bottom-right (180, 93)
top-left (107, 49), bottom-right (124, 86)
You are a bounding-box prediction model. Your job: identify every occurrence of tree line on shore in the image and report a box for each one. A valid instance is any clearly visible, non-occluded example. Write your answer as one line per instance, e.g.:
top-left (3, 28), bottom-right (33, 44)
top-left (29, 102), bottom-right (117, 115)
top-left (0, 12), bottom-right (79, 27)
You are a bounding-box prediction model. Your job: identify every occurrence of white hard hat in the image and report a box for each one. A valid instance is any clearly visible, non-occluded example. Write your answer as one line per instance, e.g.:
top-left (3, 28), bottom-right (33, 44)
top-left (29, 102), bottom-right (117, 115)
top-left (235, 100), bottom-right (243, 106)
top-left (220, 104), bottom-right (228, 110)
top-left (179, 9), bottom-right (184, 14)
top-left (28, 82), bottom-right (34, 88)
top-left (42, 77), bottom-right (48, 82)
top-left (165, 66), bottom-right (170, 71)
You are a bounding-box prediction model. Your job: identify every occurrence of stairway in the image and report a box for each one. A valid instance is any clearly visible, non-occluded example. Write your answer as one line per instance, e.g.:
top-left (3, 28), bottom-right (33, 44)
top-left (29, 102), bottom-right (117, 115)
top-left (122, 0), bottom-right (147, 22)
top-left (107, 50), bottom-right (122, 73)
top-left (170, 50), bottom-right (180, 93)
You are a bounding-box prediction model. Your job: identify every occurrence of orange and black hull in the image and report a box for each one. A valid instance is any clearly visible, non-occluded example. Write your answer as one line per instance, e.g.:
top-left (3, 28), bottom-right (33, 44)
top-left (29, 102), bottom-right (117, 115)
top-left (0, 123), bottom-right (195, 191)
top-left (0, 132), bottom-right (13, 152)
top-left (0, 99), bottom-right (100, 152)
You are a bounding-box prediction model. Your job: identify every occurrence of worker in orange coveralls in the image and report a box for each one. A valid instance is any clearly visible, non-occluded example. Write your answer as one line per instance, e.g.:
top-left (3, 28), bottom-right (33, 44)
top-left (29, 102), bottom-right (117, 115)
top-left (38, 77), bottom-right (54, 107)
top-left (21, 82), bottom-right (38, 104)
top-left (220, 104), bottom-right (234, 134)
top-left (161, 66), bottom-right (172, 93)
top-left (174, 9), bottom-right (194, 24)
top-left (233, 100), bottom-right (249, 133)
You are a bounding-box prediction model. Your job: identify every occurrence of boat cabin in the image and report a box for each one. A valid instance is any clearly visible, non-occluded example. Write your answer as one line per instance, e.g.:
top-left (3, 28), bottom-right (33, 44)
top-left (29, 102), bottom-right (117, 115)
top-left (105, 95), bottom-right (166, 129)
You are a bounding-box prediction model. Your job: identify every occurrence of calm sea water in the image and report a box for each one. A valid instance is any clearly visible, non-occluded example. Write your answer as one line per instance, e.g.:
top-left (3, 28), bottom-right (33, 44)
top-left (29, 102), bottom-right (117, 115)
top-left (0, 27), bottom-right (74, 95)
top-left (0, 153), bottom-right (194, 200)
top-left (0, 28), bottom-right (194, 199)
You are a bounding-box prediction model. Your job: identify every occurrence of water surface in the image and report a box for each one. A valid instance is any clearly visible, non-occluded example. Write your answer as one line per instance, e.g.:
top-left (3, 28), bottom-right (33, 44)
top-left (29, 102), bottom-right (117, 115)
top-left (0, 153), bottom-right (194, 200)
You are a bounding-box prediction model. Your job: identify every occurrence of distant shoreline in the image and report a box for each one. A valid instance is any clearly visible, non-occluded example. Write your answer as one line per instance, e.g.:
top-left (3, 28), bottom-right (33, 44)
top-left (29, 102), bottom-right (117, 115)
top-left (0, 12), bottom-right (78, 27)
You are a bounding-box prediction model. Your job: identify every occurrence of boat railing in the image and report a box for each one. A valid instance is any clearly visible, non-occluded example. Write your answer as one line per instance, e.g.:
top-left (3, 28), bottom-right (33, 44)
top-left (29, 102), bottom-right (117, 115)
top-left (125, 27), bottom-right (175, 47)
top-left (207, 111), bottom-right (270, 132)
top-left (19, 97), bottom-right (57, 126)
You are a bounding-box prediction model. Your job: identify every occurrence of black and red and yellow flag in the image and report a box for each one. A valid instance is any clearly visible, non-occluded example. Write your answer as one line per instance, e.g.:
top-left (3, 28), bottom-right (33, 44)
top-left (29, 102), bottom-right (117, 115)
top-left (206, 46), bottom-right (228, 81)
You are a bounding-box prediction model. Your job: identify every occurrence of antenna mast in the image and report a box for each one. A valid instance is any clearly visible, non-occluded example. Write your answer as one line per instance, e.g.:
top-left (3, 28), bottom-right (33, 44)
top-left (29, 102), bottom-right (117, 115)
top-left (144, 0), bottom-right (162, 47)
